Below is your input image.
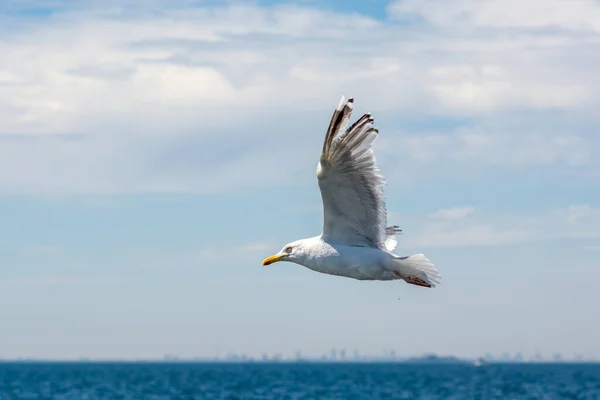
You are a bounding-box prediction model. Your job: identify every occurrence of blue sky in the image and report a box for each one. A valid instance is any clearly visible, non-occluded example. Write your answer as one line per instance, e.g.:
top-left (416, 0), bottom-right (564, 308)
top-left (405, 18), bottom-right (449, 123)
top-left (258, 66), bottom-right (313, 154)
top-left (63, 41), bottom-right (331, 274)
top-left (1, 0), bottom-right (599, 361)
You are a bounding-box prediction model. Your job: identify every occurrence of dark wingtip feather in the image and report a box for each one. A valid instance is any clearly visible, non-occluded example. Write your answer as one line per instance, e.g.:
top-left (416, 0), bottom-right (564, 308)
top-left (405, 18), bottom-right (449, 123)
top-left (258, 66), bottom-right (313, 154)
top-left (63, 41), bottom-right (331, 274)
top-left (323, 96), bottom-right (356, 155)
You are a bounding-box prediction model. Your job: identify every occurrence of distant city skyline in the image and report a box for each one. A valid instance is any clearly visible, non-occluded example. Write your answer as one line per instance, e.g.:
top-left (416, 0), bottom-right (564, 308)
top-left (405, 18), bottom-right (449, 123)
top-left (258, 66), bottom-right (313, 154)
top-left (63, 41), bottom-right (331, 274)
top-left (1, 350), bottom-right (597, 364)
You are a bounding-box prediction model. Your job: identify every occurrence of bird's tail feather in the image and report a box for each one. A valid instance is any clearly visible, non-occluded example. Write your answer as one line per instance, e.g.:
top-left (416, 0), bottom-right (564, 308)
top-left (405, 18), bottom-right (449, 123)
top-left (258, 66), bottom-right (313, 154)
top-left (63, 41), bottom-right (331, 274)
top-left (386, 254), bottom-right (441, 288)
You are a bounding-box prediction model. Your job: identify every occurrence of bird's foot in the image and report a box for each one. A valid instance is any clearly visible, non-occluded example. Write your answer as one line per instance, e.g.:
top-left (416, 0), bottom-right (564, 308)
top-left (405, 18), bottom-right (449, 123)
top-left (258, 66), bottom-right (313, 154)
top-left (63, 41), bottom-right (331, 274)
top-left (404, 276), bottom-right (432, 288)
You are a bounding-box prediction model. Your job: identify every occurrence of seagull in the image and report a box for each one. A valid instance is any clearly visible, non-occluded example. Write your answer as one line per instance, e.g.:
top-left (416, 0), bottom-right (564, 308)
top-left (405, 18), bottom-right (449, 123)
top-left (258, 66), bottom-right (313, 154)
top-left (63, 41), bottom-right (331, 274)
top-left (262, 97), bottom-right (441, 288)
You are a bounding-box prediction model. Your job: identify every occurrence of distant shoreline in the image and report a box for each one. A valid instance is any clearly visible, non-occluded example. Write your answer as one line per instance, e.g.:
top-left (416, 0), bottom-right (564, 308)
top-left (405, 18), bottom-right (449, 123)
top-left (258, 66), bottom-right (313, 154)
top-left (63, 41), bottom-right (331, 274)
top-left (1, 360), bottom-right (598, 365)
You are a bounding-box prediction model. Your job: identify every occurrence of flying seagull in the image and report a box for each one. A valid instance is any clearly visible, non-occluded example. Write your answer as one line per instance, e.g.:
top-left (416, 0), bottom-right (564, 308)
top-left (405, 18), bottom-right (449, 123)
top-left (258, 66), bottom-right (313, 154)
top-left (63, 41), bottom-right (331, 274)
top-left (262, 97), bottom-right (441, 288)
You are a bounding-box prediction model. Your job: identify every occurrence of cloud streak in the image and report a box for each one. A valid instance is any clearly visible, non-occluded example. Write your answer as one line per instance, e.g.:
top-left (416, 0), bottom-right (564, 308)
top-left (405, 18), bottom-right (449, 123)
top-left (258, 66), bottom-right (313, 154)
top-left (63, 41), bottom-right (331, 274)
top-left (388, 0), bottom-right (600, 31)
top-left (404, 204), bottom-right (600, 248)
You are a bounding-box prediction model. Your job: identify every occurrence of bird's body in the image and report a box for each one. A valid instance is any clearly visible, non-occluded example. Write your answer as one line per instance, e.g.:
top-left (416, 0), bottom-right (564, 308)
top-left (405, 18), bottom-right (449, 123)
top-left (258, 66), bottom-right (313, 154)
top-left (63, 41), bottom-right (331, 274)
top-left (282, 236), bottom-right (398, 281)
top-left (262, 96), bottom-right (441, 289)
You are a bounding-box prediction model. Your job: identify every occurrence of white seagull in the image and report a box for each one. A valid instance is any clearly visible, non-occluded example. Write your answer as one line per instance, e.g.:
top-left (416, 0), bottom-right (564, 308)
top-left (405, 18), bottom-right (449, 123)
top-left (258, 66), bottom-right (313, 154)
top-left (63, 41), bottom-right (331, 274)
top-left (262, 97), bottom-right (441, 288)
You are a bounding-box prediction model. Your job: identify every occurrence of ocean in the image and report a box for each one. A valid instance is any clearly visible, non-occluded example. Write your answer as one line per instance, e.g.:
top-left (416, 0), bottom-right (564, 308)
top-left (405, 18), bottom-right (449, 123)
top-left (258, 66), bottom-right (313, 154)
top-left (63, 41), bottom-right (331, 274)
top-left (0, 362), bottom-right (599, 399)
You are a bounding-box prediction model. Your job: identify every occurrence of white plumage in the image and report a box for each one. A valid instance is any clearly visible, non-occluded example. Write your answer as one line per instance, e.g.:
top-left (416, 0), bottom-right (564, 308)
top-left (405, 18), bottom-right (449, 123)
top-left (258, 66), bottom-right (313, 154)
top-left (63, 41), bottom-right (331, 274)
top-left (262, 97), bottom-right (441, 288)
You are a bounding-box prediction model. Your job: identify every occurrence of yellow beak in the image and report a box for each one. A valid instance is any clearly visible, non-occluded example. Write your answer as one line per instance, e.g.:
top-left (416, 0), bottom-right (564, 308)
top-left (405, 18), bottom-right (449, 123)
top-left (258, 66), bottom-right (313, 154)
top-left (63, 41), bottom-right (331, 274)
top-left (262, 254), bottom-right (287, 266)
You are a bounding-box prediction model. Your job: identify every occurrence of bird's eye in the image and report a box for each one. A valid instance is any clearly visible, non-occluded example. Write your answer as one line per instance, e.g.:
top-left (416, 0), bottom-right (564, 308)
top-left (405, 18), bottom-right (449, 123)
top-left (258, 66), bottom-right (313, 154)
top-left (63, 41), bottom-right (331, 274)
top-left (285, 246), bottom-right (293, 253)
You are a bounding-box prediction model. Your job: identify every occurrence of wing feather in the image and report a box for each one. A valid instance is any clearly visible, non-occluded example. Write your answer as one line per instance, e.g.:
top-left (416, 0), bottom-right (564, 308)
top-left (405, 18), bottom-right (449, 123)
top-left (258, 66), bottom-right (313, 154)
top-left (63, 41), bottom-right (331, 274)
top-left (384, 225), bottom-right (402, 252)
top-left (317, 96), bottom-right (389, 249)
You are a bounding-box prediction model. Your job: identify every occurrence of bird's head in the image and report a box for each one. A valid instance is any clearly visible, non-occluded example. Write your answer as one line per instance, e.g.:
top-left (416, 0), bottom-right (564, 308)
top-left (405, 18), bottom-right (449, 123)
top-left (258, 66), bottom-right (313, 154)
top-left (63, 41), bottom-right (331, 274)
top-left (262, 240), bottom-right (306, 266)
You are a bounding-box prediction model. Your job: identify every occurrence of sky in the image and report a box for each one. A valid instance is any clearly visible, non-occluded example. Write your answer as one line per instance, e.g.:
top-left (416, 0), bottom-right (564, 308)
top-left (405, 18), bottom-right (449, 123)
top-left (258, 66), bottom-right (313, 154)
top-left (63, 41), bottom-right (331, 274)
top-left (0, 0), bottom-right (599, 361)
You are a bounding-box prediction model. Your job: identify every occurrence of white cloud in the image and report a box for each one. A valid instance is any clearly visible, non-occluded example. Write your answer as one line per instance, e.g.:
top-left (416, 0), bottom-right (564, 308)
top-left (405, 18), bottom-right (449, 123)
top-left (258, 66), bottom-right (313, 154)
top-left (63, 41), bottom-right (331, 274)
top-left (111, 239), bottom-right (280, 272)
top-left (388, 0), bottom-right (600, 31)
top-left (0, 276), bottom-right (119, 289)
top-left (564, 204), bottom-right (596, 222)
top-left (387, 0), bottom-right (600, 114)
top-left (410, 224), bottom-right (532, 248)
top-left (405, 204), bottom-right (600, 248)
top-left (0, 1), bottom-right (598, 194)
top-left (428, 67), bottom-right (590, 112)
top-left (240, 241), bottom-right (277, 253)
top-left (429, 207), bottom-right (474, 220)
top-left (393, 129), bottom-right (593, 167)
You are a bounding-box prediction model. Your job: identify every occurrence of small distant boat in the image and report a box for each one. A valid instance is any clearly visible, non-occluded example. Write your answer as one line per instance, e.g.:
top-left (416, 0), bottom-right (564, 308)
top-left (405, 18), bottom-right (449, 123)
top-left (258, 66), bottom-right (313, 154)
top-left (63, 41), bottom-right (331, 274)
top-left (473, 358), bottom-right (485, 367)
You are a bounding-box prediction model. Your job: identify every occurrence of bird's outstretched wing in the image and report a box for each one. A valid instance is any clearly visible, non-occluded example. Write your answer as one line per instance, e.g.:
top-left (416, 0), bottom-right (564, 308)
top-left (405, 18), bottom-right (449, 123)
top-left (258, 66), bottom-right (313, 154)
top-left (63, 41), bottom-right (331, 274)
top-left (317, 96), bottom-right (389, 250)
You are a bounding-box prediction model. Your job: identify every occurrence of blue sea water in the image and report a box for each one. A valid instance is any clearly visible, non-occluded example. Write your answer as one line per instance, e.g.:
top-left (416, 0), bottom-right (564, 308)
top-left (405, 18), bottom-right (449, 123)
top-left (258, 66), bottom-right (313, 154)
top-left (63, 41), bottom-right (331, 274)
top-left (0, 362), bottom-right (599, 399)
